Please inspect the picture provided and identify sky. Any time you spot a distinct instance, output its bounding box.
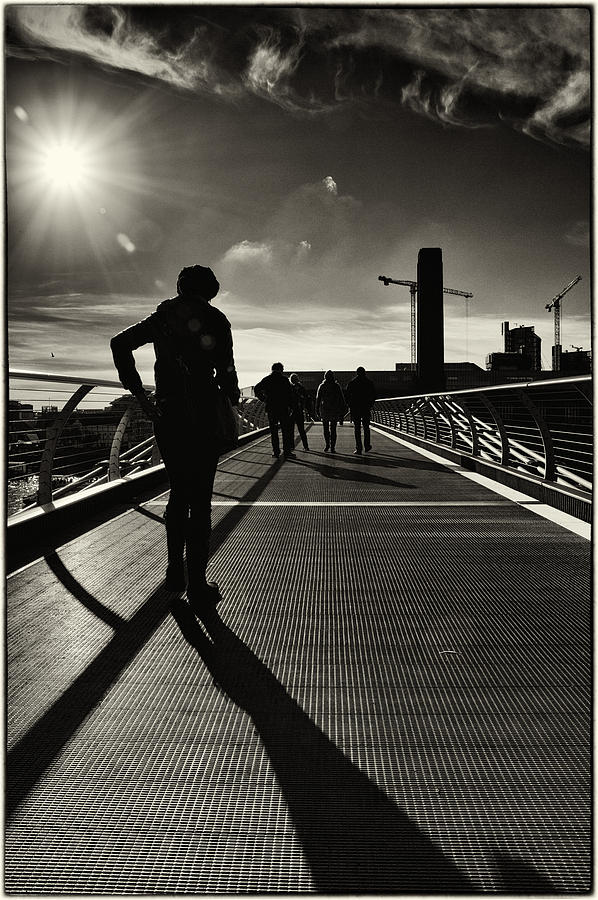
[5,4,592,390]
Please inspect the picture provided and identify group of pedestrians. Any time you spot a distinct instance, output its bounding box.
[110,262,377,609]
[255,363,376,458]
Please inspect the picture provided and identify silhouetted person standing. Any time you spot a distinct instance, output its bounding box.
[345,366,376,455]
[316,370,346,453]
[111,264,239,606]
[289,373,309,450]
[254,363,296,459]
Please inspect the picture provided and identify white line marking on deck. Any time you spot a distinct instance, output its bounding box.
[371,426,591,540]
[148,499,510,507]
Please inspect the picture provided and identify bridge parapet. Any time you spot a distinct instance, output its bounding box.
[372,375,592,521]
[8,370,268,518]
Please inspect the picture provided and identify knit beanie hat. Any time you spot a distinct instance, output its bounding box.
[177,265,220,300]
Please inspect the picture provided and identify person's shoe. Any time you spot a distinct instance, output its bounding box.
[364,445,371,452]
[353,448,362,455]
[324,446,329,452]
[303,444,309,451]
[272,451,280,458]
[330,446,336,453]
[284,450,297,459]
[164,563,186,592]
[187,581,221,611]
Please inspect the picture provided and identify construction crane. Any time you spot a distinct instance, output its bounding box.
[378,275,473,366]
[545,275,582,372]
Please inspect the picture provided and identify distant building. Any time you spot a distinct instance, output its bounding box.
[559,349,592,375]
[486,352,531,373]
[8,400,34,421]
[501,321,542,371]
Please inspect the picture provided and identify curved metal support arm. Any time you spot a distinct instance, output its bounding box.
[480,395,509,466]
[436,398,457,449]
[37,384,95,505]
[516,390,556,481]
[108,401,136,481]
[454,398,479,456]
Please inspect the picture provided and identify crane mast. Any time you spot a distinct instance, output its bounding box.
[545,275,582,372]
[378,275,473,366]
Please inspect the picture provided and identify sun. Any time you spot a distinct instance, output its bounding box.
[40,142,91,189]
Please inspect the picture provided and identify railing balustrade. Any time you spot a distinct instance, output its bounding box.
[8,370,268,516]
[372,376,592,497]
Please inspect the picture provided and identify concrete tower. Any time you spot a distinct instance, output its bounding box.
[416,248,446,392]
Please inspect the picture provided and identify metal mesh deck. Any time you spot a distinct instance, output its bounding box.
[5,425,591,893]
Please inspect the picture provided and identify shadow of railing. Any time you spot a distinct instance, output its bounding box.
[171,602,472,893]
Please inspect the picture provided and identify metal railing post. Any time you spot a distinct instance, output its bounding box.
[517,389,556,481]
[454,397,479,456]
[479,394,509,466]
[37,384,95,505]
[108,401,135,481]
[437,398,458,449]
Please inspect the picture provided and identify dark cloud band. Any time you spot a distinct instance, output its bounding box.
[5,5,590,148]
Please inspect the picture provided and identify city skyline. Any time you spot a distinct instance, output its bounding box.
[6,5,591,389]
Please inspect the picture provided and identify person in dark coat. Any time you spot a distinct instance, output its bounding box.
[254,363,297,459]
[345,366,376,454]
[289,373,309,451]
[316,370,346,453]
[110,264,239,607]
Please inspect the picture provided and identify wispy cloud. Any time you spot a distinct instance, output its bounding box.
[6,5,241,98]
[6,6,589,148]
[564,220,590,248]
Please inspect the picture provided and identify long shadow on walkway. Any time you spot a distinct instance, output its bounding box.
[172,601,471,894]
[290,457,416,489]
[7,450,285,821]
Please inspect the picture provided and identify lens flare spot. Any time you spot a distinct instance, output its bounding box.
[14,106,29,123]
[116,233,136,253]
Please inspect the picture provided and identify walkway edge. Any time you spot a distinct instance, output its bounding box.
[372,426,591,539]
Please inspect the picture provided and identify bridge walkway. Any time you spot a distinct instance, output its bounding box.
[5,424,591,894]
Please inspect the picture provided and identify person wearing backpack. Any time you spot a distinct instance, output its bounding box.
[110,264,239,608]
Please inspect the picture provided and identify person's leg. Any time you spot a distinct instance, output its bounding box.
[363,412,371,451]
[296,412,309,449]
[323,419,331,450]
[330,420,338,452]
[352,412,363,453]
[282,413,296,456]
[155,420,189,590]
[186,451,220,600]
[268,413,281,456]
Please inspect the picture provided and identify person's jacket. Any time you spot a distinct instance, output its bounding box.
[345,374,376,412]
[316,379,346,419]
[254,372,296,415]
[291,381,308,412]
[111,295,240,405]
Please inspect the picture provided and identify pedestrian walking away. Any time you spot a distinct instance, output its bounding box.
[345,366,376,454]
[110,264,240,608]
[316,370,347,453]
[289,373,310,450]
[254,363,297,459]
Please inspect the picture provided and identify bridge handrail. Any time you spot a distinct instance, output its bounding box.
[8,369,266,515]
[372,375,592,500]
[376,373,591,403]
